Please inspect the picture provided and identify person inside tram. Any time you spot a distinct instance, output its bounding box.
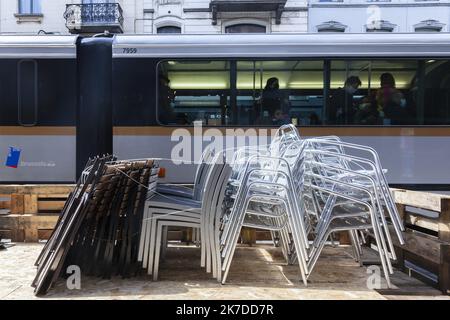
[273,109,290,126]
[260,77,290,125]
[309,112,321,125]
[375,73,407,125]
[158,74,178,124]
[329,76,362,124]
[353,95,379,125]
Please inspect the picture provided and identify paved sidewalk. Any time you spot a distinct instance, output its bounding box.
[1,243,448,300]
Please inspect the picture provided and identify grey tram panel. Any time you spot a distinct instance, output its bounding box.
[0,35,78,59]
[113,33,450,58]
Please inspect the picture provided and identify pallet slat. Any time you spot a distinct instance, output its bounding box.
[404,213,439,232]
[37,194,70,199]
[0,200,11,210]
[11,194,24,214]
[0,185,75,195]
[0,214,58,242]
[391,188,450,212]
[37,201,66,212]
[24,194,38,214]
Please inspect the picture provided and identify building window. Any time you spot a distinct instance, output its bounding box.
[82,0,115,3]
[18,0,41,15]
[225,24,266,34]
[157,26,182,34]
[366,20,396,32]
[414,19,445,32]
[317,21,347,33]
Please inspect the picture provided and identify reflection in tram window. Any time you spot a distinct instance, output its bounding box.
[157,59,450,126]
[236,60,324,126]
[158,60,230,125]
[329,60,418,125]
[157,60,324,126]
[328,75,362,125]
[421,60,450,125]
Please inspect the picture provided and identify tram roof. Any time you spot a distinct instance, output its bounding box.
[113,33,450,59]
[0,35,78,59]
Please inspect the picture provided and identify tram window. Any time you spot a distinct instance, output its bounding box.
[157,59,450,126]
[17,60,38,126]
[421,60,450,125]
[157,60,230,125]
[236,60,324,126]
[157,60,324,126]
[328,60,418,125]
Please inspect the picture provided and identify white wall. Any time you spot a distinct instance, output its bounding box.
[0,0,308,35]
[1,0,448,35]
[129,0,308,34]
[0,0,83,34]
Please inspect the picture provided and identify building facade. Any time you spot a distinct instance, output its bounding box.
[309,0,450,33]
[0,0,308,35]
[0,0,70,34]
[0,0,448,35]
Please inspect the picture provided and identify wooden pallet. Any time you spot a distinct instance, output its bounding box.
[0,214,59,242]
[0,185,75,242]
[368,189,450,295]
[0,185,74,214]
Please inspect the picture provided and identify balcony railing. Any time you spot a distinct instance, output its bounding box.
[64,3,124,34]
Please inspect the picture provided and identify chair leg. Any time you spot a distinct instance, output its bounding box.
[349,230,362,266]
[286,215,308,285]
[153,221,164,281]
[147,211,160,275]
[200,215,206,268]
[161,226,168,262]
[143,209,155,272]
[221,224,243,284]
[371,217,392,288]
[138,205,149,262]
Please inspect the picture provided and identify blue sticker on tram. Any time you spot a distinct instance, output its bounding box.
[5,147,21,168]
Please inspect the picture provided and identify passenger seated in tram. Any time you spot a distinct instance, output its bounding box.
[273,109,290,126]
[260,77,290,125]
[309,112,322,125]
[329,76,362,125]
[353,96,379,125]
[375,73,408,125]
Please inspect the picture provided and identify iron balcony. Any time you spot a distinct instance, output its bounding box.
[64,3,124,34]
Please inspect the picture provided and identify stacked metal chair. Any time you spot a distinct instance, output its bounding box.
[218,142,310,284]
[138,124,404,288]
[302,137,405,287]
[138,149,232,280]
[215,125,404,287]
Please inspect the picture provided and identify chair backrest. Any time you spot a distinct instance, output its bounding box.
[193,145,214,200]
[270,124,301,156]
[200,152,227,209]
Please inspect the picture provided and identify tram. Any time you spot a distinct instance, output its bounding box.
[1,33,450,189]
